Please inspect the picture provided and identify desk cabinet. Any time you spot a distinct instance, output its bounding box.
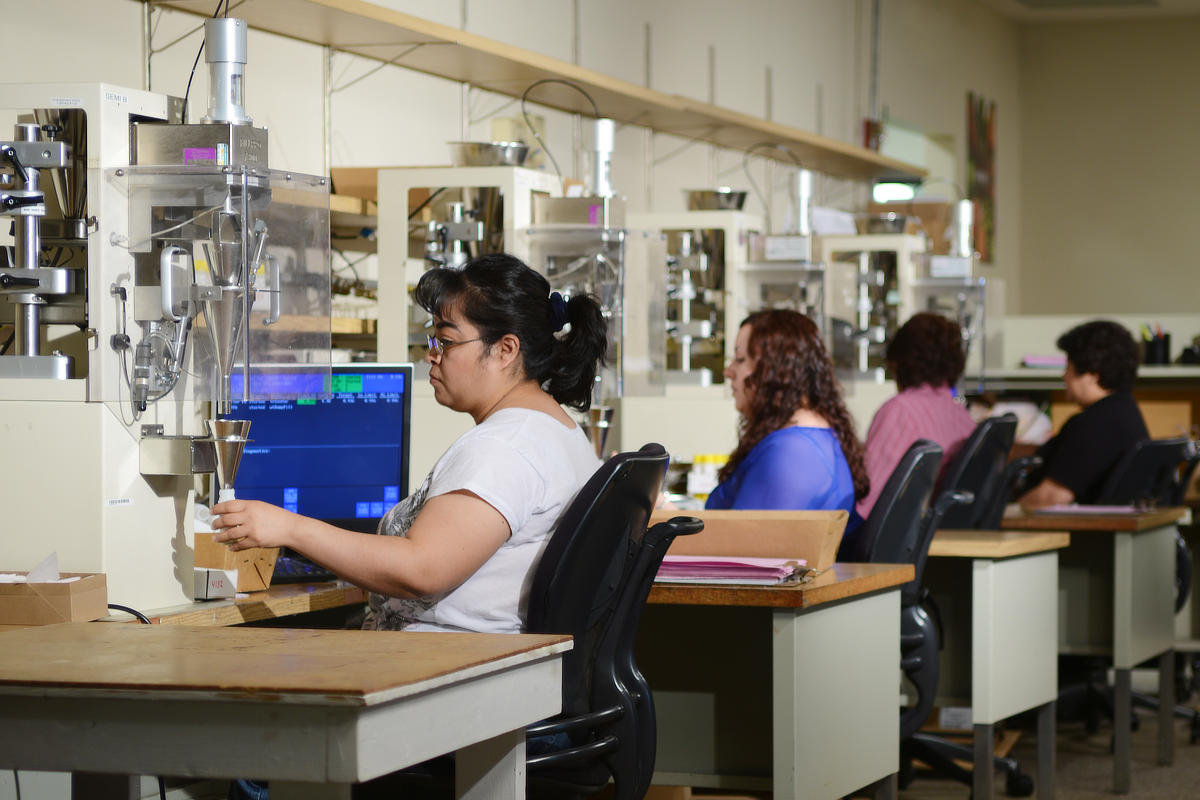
[640,564,911,800]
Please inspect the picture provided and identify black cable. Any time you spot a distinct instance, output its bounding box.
[520,78,601,184]
[181,0,229,123]
[107,603,152,625]
[407,186,445,220]
[0,330,13,356]
[12,770,19,800]
[105,601,161,796]
[331,248,364,282]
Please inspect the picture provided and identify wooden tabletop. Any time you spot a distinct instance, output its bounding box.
[647,562,913,609]
[1001,506,1186,532]
[109,581,369,627]
[930,530,1071,559]
[0,623,571,706]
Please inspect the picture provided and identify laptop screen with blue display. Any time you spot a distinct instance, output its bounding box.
[224,363,413,533]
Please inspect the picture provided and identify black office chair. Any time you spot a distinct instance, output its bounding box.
[524,443,704,799]
[364,443,700,800]
[373,443,703,800]
[936,413,1018,529]
[863,440,1035,796]
[1091,437,1200,744]
[1097,436,1191,508]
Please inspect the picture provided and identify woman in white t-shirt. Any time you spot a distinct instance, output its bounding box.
[211,254,608,633]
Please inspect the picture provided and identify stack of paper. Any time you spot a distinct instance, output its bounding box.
[656,555,811,585]
[1021,354,1067,369]
[1034,503,1142,515]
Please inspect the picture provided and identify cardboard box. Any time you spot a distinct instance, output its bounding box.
[193,567,239,600]
[0,572,108,626]
[651,509,847,571]
[193,534,278,593]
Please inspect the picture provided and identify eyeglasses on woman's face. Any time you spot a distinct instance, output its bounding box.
[426,334,483,361]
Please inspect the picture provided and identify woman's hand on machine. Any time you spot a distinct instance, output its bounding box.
[211,500,296,550]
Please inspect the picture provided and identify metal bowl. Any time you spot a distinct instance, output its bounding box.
[685,189,748,211]
[860,212,910,234]
[447,141,529,167]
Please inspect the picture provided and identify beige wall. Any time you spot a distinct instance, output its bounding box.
[877,0,1023,310]
[1019,18,1200,314]
[5,0,1018,232]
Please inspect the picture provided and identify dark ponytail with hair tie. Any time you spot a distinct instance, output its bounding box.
[414,254,608,411]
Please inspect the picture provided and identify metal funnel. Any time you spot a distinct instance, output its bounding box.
[582,406,615,459]
[206,210,244,286]
[206,418,251,493]
[200,286,246,412]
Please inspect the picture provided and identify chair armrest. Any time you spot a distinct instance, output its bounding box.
[930,489,974,531]
[526,705,624,738]
[526,735,619,769]
[643,515,704,549]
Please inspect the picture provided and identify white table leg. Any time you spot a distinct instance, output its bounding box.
[456,729,526,800]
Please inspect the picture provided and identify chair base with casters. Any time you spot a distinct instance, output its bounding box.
[896,597,1035,799]
[901,731,1034,798]
[863,441,1033,798]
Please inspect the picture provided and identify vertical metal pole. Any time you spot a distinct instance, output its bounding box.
[460,84,469,142]
[142,1,153,90]
[13,123,42,357]
[764,66,773,122]
[572,0,582,183]
[323,46,333,179]
[707,45,717,188]
[1037,700,1056,800]
[869,0,880,122]
[460,0,469,143]
[857,252,871,373]
[643,23,653,211]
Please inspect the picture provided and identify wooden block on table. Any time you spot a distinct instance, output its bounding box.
[194,533,278,593]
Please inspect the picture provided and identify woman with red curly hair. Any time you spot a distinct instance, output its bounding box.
[706,310,868,533]
[856,312,976,519]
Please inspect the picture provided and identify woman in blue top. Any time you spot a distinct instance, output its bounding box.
[707,310,868,532]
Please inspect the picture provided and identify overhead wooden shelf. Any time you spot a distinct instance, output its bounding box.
[155,0,925,182]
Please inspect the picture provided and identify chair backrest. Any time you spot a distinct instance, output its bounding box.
[936,413,1018,528]
[855,439,973,741]
[525,443,703,799]
[1096,436,1191,506]
[850,439,943,566]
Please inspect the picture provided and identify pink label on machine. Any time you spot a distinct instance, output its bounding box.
[588,204,600,225]
[184,147,217,164]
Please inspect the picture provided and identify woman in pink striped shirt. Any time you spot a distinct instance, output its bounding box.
[856,313,977,519]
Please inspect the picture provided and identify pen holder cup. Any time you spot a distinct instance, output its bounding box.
[1144,334,1171,365]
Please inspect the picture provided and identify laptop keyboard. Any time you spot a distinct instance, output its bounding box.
[272,554,338,584]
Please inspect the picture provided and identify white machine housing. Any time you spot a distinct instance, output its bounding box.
[0,83,331,611]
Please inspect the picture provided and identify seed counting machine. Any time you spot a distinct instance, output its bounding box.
[0,18,330,610]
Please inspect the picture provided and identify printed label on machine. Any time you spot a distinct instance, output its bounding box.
[104,498,134,508]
